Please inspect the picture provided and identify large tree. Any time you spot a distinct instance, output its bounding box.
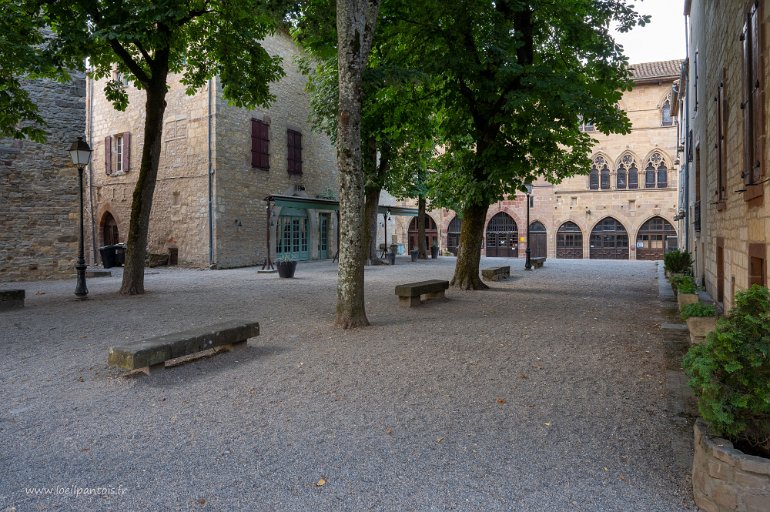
[30,0,285,294]
[391,0,647,288]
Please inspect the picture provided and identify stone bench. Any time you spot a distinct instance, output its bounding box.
[481,266,510,281]
[531,257,546,269]
[108,320,259,374]
[395,279,449,308]
[0,290,25,311]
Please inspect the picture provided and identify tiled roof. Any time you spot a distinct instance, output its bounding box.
[630,59,683,80]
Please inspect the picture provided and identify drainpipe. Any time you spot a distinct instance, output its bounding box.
[87,70,97,263]
[683,13,691,254]
[207,78,214,267]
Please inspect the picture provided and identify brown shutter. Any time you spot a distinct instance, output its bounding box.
[251,120,257,168]
[717,77,727,199]
[295,132,302,174]
[742,20,753,185]
[750,1,764,181]
[122,132,130,172]
[104,136,112,175]
[260,121,269,169]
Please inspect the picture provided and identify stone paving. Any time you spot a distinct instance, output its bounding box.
[0,257,698,511]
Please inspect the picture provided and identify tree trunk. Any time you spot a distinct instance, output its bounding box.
[450,202,489,290]
[120,76,168,295]
[335,0,380,328]
[363,185,382,264]
[417,196,427,258]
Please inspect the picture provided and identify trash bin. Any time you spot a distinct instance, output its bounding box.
[99,245,116,268]
[113,244,126,266]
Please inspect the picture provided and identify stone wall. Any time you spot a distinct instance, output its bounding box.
[0,75,86,281]
[685,1,770,310]
[692,420,770,512]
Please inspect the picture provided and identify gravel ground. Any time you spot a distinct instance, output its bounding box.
[0,257,697,511]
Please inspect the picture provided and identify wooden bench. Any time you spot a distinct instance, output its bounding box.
[531,257,546,269]
[481,266,510,281]
[0,290,25,311]
[395,279,449,308]
[108,320,259,374]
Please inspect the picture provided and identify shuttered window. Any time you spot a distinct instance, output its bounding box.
[741,1,765,200]
[104,132,130,175]
[251,119,270,170]
[287,129,302,175]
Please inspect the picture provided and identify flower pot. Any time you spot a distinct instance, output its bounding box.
[410,249,418,262]
[677,293,699,309]
[430,246,439,259]
[686,316,717,341]
[387,252,395,265]
[692,419,770,512]
[276,260,297,278]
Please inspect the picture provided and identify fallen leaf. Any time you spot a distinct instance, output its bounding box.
[532,363,543,370]
[436,437,444,444]
[519,373,529,379]
[603,467,609,472]
[196,498,206,506]
[80,447,90,452]
[496,398,506,404]
[385,426,393,435]
[544,422,551,427]
[316,478,326,487]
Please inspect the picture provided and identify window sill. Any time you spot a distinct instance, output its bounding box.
[107,171,128,177]
[744,183,764,204]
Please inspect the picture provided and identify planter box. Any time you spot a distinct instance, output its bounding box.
[678,293,700,309]
[687,316,717,342]
[692,419,770,512]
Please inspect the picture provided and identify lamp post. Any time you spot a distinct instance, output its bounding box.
[524,182,533,270]
[69,137,92,298]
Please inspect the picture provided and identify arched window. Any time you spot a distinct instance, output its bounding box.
[408,215,438,251]
[645,151,669,188]
[447,216,462,255]
[486,213,518,257]
[556,221,582,259]
[628,163,638,189]
[590,155,609,190]
[616,153,637,190]
[661,98,673,126]
[589,217,629,260]
[637,216,677,260]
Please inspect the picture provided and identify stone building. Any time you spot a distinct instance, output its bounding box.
[0,75,86,281]
[86,30,337,268]
[680,0,769,312]
[391,60,681,261]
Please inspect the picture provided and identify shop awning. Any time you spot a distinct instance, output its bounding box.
[265,194,418,216]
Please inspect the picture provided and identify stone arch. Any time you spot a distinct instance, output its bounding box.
[589,216,629,259]
[556,220,583,259]
[589,152,613,190]
[446,215,462,255]
[485,211,518,257]
[408,213,440,251]
[635,215,677,260]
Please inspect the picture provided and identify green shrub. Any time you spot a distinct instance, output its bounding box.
[683,285,770,458]
[680,302,716,320]
[664,250,693,274]
[677,276,698,294]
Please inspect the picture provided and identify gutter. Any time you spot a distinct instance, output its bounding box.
[208,78,215,267]
[87,70,97,263]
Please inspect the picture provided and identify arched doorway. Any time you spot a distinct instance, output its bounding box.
[276,207,309,261]
[102,211,119,246]
[590,217,629,259]
[529,221,547,258]
[556,222,583,259]
[447,216,462,255]
[636,216,676,260]
[408,215,438,251]
[486,213,518,257]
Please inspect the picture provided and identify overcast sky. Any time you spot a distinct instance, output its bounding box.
[612,0,686,64]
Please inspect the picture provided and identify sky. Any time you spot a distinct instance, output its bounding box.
[612,0,686,64]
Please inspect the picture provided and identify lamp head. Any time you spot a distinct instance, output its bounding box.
[69,137,92,169]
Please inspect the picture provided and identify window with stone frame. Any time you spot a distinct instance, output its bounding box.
[578,114,595,132]
[104,132,130,175]
[749,243,767,287]
[287,129,302,176]
[589,155,608,190]
[741,0,765,200]
[251,119,270,170]
[661,97,674,126]
[644,151,668,188]
[616,153,638,190]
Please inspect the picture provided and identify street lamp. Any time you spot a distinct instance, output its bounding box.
[524,182,533,270]
[69,137,92,298]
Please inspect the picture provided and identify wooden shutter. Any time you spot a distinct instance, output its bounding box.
[750,1,763,182]
[122,132,130,172]
[717,77,727,200]
[251,120,259,168]
[294,131,302,174]
[104,136,112,175]
[287,129,302,175]
[259,122,269,169]
[742,19,753,184]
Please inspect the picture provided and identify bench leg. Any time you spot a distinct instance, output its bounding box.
[399,296,421,308]
[422,291,445,301]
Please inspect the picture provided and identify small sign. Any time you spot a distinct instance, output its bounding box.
[636,242,644,249]
[519,237,526,242]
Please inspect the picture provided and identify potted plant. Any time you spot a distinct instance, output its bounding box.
[683,285,770,511]
[410,249,418,262]
[680,301,717,341]
[664,249,693,277]
[670,273,691,294]
[276,254,297,278]
[430,241,439,259]
[676,276,699,308]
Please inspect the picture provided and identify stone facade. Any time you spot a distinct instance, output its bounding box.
[390,61,681,261]
[0,75,86,281]
[682,0,770,311]
[692,420,770,512]
[86,30,337,269]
